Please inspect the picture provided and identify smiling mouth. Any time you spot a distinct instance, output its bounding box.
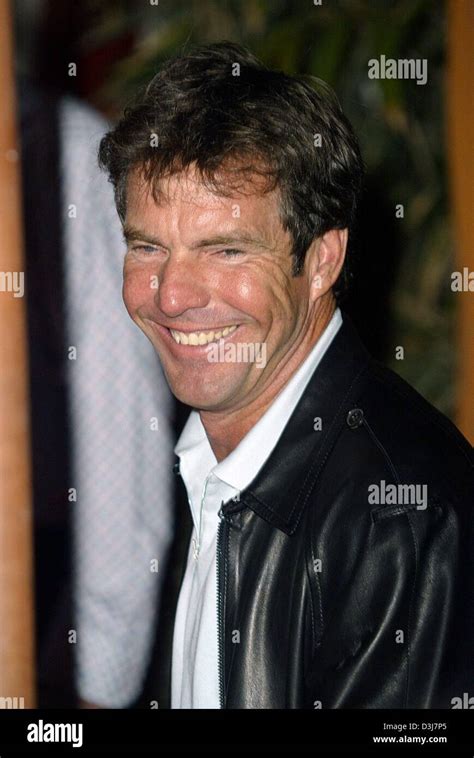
[169,324,239,345]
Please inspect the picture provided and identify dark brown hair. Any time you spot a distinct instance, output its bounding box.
[98,41,364,299]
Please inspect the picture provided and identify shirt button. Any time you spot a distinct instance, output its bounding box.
[346,408,364,429]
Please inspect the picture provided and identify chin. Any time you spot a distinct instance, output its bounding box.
[173,391,226,411]
[166,376,241,411]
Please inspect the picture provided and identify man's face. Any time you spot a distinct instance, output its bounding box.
[123,164,322,412]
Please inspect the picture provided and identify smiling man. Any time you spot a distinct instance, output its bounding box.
[121,163,341,461]
[98,42,473,709]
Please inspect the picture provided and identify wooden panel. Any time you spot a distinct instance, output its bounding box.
[0,0,36,707]
[447,0,474,442]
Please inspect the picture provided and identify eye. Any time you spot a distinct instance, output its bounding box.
[132,245,158,254]
[218,248,244,258]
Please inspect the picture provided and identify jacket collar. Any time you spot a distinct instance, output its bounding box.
[222,312,373,534]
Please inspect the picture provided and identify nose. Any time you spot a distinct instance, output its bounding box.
[154,254,210,317]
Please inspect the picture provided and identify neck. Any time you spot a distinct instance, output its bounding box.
[200,295,336,462]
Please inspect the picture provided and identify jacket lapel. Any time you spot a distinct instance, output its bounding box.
[224,314,372,534]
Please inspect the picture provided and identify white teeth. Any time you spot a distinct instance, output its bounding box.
[170,324,238,345]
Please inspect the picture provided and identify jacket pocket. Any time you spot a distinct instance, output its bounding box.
[371,501,443,523]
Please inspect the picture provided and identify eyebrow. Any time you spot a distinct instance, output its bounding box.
[122,225,272,251]
[122,225,165,247]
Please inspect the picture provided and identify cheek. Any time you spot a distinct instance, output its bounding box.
[229,265,297,327]
[123,264,153,313]
[219,267,274,321]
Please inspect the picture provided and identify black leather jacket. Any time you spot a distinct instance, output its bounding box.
[153,314,473,709]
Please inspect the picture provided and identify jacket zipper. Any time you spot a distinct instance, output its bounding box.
[216,507,228,709]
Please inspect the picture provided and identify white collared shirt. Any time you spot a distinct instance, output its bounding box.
[170,307,342,708]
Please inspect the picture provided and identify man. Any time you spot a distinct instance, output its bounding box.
[98,41,473,708]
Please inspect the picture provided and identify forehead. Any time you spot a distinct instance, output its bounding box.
[125,163,286,242]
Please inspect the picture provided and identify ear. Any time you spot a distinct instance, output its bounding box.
[306,228,348,302]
